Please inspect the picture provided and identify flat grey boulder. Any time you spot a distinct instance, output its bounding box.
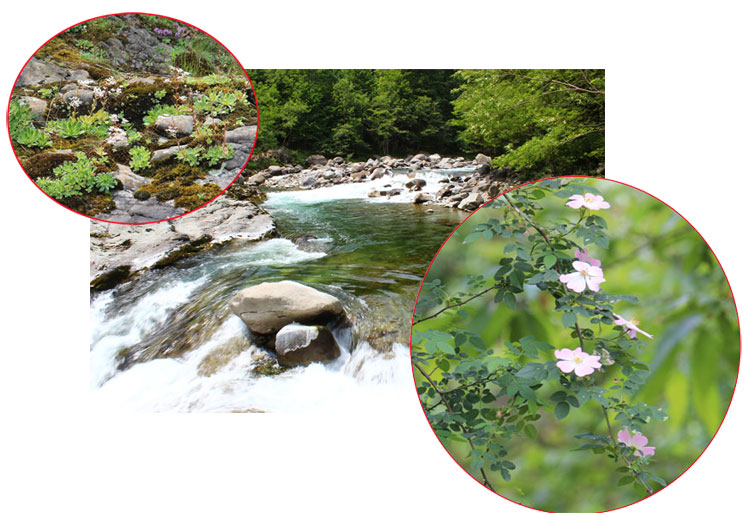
[229,281,344,335]
[275,324,341,367]
[155,115,193,136]
[305,154,327,167]
[225,125,257,145]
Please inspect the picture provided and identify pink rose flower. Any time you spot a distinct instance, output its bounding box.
[554,347,602,377]
[613,313,654,340]
[566,193,611,210]
[574,248,601,267]
[559,261,606,293]
[617,428,655,457]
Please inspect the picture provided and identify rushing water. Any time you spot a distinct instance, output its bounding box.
[90,170,466,412]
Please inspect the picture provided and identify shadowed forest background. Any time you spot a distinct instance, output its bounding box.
[246,69,604,178]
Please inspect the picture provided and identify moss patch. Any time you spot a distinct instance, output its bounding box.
[21,152,77,179]
[151,235,213,270]
[90,265,131,292]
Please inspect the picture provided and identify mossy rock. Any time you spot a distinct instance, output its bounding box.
[151,235,213,270]
[173,184,222,211]
[133,188,151,200]
[21,152,77,179]
[90,265,131,292]
[60,192,116,216]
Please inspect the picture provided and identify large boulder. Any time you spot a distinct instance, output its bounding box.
[275,324,341,367]
[458,192,483,211]
[229,280,344,335]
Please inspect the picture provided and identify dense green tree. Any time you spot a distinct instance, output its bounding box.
[452,69,605,174]
[246,69,604,176]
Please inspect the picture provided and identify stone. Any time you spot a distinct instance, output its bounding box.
[275,324,341,367]
[476,162,492,175]
[247,173,266,185]
[458,192,483,211]
[18,96,47,123]
[413,153,429,161]
[405,178,427,190]
[350,162,365,173]
[155,115,193,136]
[351,171,367,181]
[300,176,318,188]
[17,57,68,86]
[412,192,434,204]
[267,165,283,176]
[475,153,492,166]
[63,89,95,110]
[112,164,151,190]
[429,153,441,163]
[409,163,421,173]
[305,154,327,167]
[229,281,344,335]
[225,125,257,145]
[151,146,181,163]
[438,157,453,168]
[331,156,344,165]
[369,168,387,179]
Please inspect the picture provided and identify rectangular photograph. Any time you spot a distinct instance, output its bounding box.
[89,69,605,412]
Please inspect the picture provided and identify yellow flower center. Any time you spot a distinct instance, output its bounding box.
[574,356,583,364]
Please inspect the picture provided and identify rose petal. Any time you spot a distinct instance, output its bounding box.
[557,360,575,373]
[617,429,631,444]
[574,365,595,377]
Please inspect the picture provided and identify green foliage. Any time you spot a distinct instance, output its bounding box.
[49,118,86,138]
[412,178,738,511]
[75,39,94,50]
[154,89,167,100]
[203,145,234,166]
[143,104,188,125]
[175,147,203,166]
[10,99,52,148]
[36,152,116,199]
[128,146,152,171]
[452,70,605,176]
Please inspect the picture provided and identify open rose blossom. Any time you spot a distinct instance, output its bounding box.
[554,347,602,377]
[559,261,605,293]
[566,193,611,210]
[617,429,655,457]
[574,248,601,267]
[613,313,654,340]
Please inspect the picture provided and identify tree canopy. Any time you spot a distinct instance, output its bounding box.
[246,69,604,176]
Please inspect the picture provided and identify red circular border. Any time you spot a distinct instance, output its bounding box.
[408,175,742,512]
[5,11,260,225]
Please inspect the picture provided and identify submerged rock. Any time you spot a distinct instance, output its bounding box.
[229,280,344,335]
[275,324,341,367]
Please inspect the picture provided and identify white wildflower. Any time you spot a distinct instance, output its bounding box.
[109,114,119,123]
[93,87,106,99]
[67,96,82,108]
[105,77,117,86]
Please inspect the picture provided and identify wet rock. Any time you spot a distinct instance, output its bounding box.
[405,178,426,191]
[300,176,318,188]
[275,324,341,367]
[370,168,387,179]
[351,171,367,181]
[229,280,345,335]
[429,153,441,163]
[247,173,266,185]
[267,165,284,176]
[476,162,492,175]
[412,192,434,204]
[155,115,193,136]
[171,197,275,242]
[305,154,327,167]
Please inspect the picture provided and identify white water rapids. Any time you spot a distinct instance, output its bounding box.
[89,169,466,412]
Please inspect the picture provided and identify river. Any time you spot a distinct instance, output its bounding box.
[90,170,467,412]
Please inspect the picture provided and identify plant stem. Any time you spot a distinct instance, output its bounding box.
[413,284,501,325]
[413,360,496,492]
[602,406,653,495]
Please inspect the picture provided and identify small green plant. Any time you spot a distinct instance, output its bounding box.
[154,89,167,100]
[143,104,188,125]
[36,152,116,199]
[9,99,35,137]
[129,146,152,172]
[49,118,87,138]
[203,145,235,166]
[175,147,203,166]
[75,39,94,51]
[15,126,53,148]
[80,48,107,63]
[38,88,54,99]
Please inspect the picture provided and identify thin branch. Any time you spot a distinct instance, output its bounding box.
[414,284,500,325]
[413,361,496,492]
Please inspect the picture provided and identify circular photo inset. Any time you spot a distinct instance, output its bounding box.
[7,13,257,223]
[411,177,739,512]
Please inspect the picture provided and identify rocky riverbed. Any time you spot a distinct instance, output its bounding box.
[257,152,520,211]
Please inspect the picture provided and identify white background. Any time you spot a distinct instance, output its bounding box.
[1,1,747,511]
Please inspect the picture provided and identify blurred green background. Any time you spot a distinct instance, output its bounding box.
[413,178,739,512]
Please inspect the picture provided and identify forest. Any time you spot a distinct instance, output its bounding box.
[246,69,604,177]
